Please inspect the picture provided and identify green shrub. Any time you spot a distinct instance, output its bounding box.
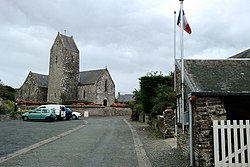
[8,100,15,112]
[0,105,6,114]
[10,110,30,119]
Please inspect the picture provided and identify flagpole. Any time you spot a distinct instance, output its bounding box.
[174,11,176,92]
[173,11,177,137]
[180,0,185,135]
[179,1,194,166]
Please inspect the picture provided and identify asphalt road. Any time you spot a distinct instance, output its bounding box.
[0,117,142,167]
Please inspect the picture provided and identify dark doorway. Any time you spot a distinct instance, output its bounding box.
[103,99,107,106]
[223,96,250,120]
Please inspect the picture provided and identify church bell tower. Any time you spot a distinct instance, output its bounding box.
[47,32,79,103]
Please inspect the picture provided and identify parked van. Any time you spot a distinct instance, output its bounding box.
[37,104,66,121]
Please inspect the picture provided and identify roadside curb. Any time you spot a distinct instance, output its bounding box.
[123,119,152,167]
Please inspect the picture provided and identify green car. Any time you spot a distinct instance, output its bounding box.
[22,108,56,121]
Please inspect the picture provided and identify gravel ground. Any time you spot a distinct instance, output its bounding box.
[128,119,189,167]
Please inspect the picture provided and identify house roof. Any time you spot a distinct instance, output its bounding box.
[59,33,79,52]
[177,59,250,96]
[229,48,250,59]
[117,94,135,102]
[30,72,48,88]
[79,69,106,85]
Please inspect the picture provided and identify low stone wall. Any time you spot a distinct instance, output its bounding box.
[137,109,176,139]
[151,116,164,136]
[17,104,132,117]
[0,114,11,121]
[163,108,175,138]
[69,106,132,117]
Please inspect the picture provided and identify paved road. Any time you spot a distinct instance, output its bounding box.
[0,117,143,167]
[0,116,188,167]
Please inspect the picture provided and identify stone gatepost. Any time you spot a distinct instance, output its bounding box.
[163,108,175,138]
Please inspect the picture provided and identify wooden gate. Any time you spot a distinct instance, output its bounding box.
[213,120,250,167]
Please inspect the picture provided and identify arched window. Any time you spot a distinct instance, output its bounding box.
[105,79,108,92]
[83,90,86,99]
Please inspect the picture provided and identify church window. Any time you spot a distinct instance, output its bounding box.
[83,90,86,99]
[56,56,58,64]
[54,93,56,98]
[105,79,108,92]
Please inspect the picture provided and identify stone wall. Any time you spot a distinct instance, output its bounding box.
[139,109,176,139]
[163,108,175,138]
[193,97,226,167]
[17,104,132,117]
[177,127,190,157]
[78,85,96,103]
[177,96,227,167]
[0,114,11,121]
[70,106,131,116]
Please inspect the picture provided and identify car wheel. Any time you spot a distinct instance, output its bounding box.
[23,116,29,121]
[72,115,77,120]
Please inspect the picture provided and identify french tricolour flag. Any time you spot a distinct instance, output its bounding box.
[177,10,192,35]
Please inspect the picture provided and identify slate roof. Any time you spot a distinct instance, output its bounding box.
[59,33,79,52]
[229,48,250,58]
[117,94,135,102]
[30,72,48,88]
[177,59,250,96]
[79,69,106,85]
[27,69,109,88]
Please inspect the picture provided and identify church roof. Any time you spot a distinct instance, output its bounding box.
[79,69,106,85]
[176,59,250,96]
[229,48,250,58]
[59,33,79,52]
[24,69,110,88]
[30,72,48,88]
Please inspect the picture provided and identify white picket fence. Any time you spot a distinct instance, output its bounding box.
[213,120,250,167]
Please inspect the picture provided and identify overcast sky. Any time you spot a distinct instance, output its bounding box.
[1,0,250,95]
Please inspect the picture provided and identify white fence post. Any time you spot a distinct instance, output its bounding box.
[213,120,250,167]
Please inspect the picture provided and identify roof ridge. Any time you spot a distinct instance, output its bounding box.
[57,32,78,52]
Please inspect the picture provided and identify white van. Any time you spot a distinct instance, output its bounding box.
[38,104,66,121]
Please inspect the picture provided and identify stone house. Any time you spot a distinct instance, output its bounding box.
[175,53,250,166]
[17,32,115,106]
[117,92,135,103]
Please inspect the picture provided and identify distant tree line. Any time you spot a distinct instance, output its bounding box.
[130,71,175,121]
[0,80,17,115]
[0,80,16,101]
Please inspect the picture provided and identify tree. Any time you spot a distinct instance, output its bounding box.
[130,89,143,121]
[139,74,172,115]
[151,84,175,116]
[0,81,16,101]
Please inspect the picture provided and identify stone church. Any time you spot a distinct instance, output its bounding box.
[17,32,115,106]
